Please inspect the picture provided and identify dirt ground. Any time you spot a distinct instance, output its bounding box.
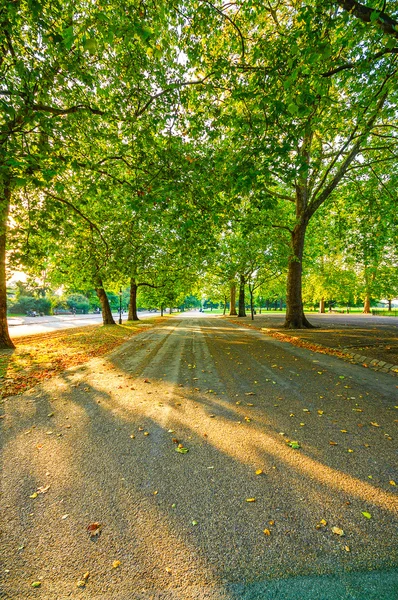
[226,313,398,368]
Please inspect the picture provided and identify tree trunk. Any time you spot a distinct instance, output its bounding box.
[319,297,325,313]
[238,274,246,317]
[95,279,116,325]
[0,175,15,349]
[160,305,164,316]
[388,299,392,311]
[249,287,254,320]
[128,279,139,321]
[284,222,314,328]
[363,295,371,314]
[223,295,227,315]
[229,282,237,315]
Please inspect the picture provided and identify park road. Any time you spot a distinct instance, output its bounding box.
[1,313,397,599]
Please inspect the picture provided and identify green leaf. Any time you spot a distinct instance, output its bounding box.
[288,441,301,449]
[361,511,372,519]
[176,447,189,454]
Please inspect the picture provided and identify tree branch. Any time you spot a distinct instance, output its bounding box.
[32,103,105,116]
[44,191,108,252]
[336,0,398,39]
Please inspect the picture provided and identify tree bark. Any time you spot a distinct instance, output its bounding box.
[128,279,139,321]
[0,174,15,349]
[96,282,116,325]
[238,274,246,317]
[363,295,371,314]
[160,305,164,316]
[319,297,325,313]
[388,299,392,311]
[284,222,314,328]
[229,281,237,315]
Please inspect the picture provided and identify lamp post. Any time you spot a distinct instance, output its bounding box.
[119,287,122,325]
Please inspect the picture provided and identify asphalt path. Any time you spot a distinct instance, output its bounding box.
[1,313,397,599]
[7,311,159,338]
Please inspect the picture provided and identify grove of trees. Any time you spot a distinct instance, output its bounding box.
[1,0,398,348]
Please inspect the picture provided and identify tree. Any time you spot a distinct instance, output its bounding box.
[181,0,398,327]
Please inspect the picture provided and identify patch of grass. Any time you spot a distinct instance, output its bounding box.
[0,320,160,399]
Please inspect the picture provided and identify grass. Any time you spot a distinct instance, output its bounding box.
[0,319,161,400]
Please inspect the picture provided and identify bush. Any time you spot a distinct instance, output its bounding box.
[8,295,51,315]
[66,293,90,314]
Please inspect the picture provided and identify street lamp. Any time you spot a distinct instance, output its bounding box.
[119,287,122,325]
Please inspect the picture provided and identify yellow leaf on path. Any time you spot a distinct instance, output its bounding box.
[345,546,351,552]
[255,469,263,475]
[332,526,344,536]
[390,481,396,486]
[165,567,172,574]
[317,410,324,415]
[348,449,354,453]
[112,561,121,569]
[246,498,256,502]
[263,528,271,536]
[29,492,38,499]
[370,422,380,427]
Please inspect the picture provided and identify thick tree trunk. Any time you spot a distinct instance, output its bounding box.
[319,297,325,313]
[363,295,371,314]
[223,295,227,315]
[96,280,116,325]
[388,299,392,311]
[160,306,164,316]
[238,274,246,317]
[128,279,139,321]
[284,222,314,329]
[0,175,15,349]
[229,282,237,315]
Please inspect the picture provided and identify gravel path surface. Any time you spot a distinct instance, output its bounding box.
[1,315,397,599]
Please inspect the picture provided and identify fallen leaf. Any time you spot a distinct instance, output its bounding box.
[348,449,354,453]
[29,492,38,499]
[144,379,151,383]
[130,434,135,439]
[269,520,275,525]
[370,422,380,427]
[176,446,189,454]
[390,481,396,486]
[288,441,301,449]
[31,581,41,588]
[246,498,256,502]
[87,522,101,537]
[361,511,372,519]
[245,392,255,396]
[144,432,149,436]
[345,546,351,552]
[192,520,198,525]
[112,560,121,569]
[317,410,324,415]
[165,567,172,574]
[255,469,263,475]
[263,528,271,536]
[331,526,344,536]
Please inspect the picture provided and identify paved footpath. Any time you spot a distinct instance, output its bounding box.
[1,314,397,599]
